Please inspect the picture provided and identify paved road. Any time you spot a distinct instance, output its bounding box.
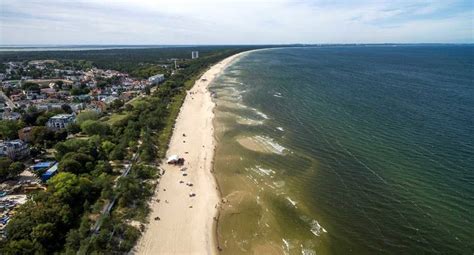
[0,91,16,109]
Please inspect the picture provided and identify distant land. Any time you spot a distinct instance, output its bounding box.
[1,43,472,52]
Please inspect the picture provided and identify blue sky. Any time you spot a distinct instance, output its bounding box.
[0,0,472,45]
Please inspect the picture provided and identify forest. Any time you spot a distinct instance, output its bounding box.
[0,46,266,75]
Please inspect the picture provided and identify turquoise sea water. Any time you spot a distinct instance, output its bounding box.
[211,46,474,254]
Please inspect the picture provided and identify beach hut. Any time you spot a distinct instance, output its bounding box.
[167,155,184,165]
[167,155,179,164]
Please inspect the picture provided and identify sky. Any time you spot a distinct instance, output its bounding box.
[0,0,473,45]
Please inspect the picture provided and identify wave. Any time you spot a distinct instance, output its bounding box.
[310,219,328,236]
[302,248,317,255]
[256,166,275,176]
[237,135,288,155]
[273,180,286,188]
[282,239,290,254]
[249,108,269,119]
[286,196,297,207]
[236,117,264,126]
[254,136,286,154]
[300,216,327,237]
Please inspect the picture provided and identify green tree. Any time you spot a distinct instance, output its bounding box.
[58,159,82,175]
[101,140,115,155]
[54,138,92,160]
[0,157,13,180]
[66,122,81,134]
[5,195,73,252]
[1,239,43,254]
[109,99,124,111]
[35,115,49,126]
[21,82,40,92]
[31,223,56,246]
[8,162,24,179]
[76,110,100,125]
[55,80,64,90]
[80,120,110,136]
[0,120,21,140]
[61,104,73,114]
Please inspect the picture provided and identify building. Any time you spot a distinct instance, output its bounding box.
[192,51,199,59]
[1,111,21,121]
[0,139,30,160]
[88,100,107,113]
[46,114,75,130]
[18,127,33,143]
[31,161,56,171]
[41,163,58,182]
[148,74,165,85]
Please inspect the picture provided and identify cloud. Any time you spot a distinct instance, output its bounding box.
[0,0,472,44]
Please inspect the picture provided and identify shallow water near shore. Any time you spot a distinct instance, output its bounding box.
[211,46,474,254]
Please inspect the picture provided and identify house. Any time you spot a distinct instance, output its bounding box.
[18,127,33,142]
[10,94,24,101]
[36,103,63,112]
[46,114,75,130]
[120,91,137,101]
[24,91,44,100]
[1,81,17,89]
[40,88,57,98]
[102,96,119,105]
[148,74,165,85]
[1,111,21,121]
[88,101,106,113]
[0,139,30,160]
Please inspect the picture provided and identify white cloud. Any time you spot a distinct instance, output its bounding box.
[0,0,472,44]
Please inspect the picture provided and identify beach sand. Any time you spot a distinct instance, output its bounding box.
[134,52,248,255]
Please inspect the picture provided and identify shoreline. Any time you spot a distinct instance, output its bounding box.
[134,50,256,254]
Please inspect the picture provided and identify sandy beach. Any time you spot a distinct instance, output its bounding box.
[134,51,248,255]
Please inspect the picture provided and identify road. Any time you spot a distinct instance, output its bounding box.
[0,91,16,109]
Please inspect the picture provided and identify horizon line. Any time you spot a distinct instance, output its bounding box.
[1,42,473,47]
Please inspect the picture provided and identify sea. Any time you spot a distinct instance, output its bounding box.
[210,45,474,254]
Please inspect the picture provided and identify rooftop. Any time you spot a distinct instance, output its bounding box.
[50,114,75,120]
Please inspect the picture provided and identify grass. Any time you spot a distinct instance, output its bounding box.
[129,97,147,108]
[106,112,130,125]
[155,72,203,158]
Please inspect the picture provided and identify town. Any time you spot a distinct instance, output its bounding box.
[0,56,178,238]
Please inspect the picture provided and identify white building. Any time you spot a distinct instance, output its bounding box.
[0,139,30,160]
[191,51,199,59]
[46,114,75,130]
[1,111,21,121]
[148,74,165,85]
